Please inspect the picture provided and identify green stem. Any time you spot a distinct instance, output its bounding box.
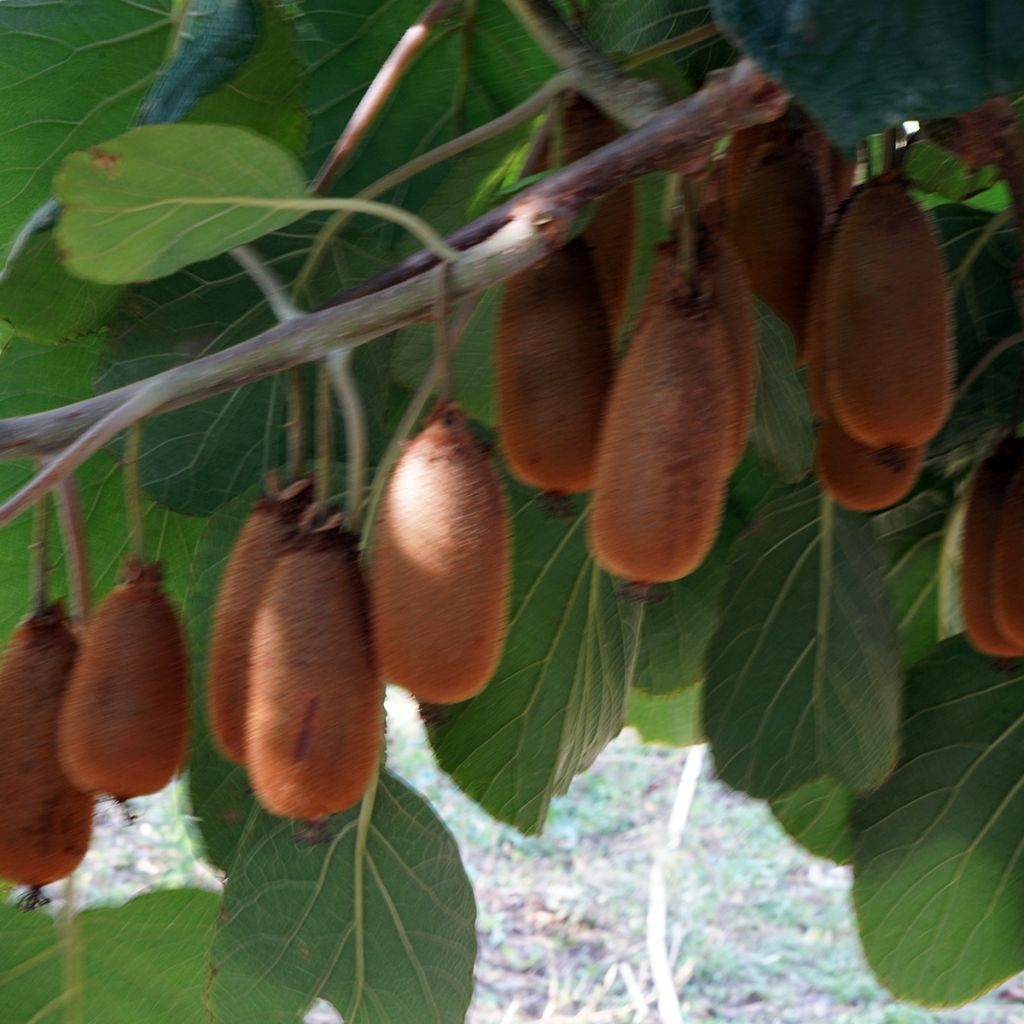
[326,351,367,532]
[351,766,381,1015]
[54,478,90,625]
[123,424,145,562]
[434,264,455,402]
[314,364,334,510]
[620,22,720,72]
[61,873,83,1024]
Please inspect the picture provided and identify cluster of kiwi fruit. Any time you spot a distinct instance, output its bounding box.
[0,559,188,892]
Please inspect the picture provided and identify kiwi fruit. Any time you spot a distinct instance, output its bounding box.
[993,459,1024,649]
[559,94,637,335]
[589,247,732,583]
[247,524,383,820]
[728,141,824,358]
[815,418,924,512]
[961,442,1024,658]
[725,121,777,208]
[206,480,311,765]
[0,606,93,887]
[371,402,510,703]
[825,173,953,448]
[58,561,189,799]
[497,239,614,493]
[804,230,836,420]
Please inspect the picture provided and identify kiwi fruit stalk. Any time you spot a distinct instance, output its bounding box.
[497,239,614,493]
[58,561,189,799]
[247,524,383,820]
[0,606,93,887]
[371,402,510,703]
[206,479,312,765]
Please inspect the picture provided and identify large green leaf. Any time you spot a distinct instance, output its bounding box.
[853,638,1024,1006]
[713,1,1024,151]
[907,141,1003,205]
[770,776,853,865]
[209,771,476,1024]
[0,890,218,1023]
[428,484,638,834]
[626,686,704,747]
[54,124,308,283]
[0,0,172,261]
[703,487,903,798]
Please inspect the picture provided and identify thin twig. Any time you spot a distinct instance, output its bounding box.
[123,423,145,562]
[312,0,463,194]
[620,22,720,72]
[30,480,50,615]
[285,368,305,484]
[326,350,367,532]
[55,476,90,625]
[314,364,333,509]
[434,263,455,401]
[231,244,302,321]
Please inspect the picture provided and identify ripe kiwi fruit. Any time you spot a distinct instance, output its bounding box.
[993,458,1024,649]
[825,173,952,448]
[58,561,189,799]
[961,441,1024,658]
[815,417,924,512]
[804,230,837,420]
[589,246,733,583]
[727,139,824,357]
[247,523,382,820]
[0,605,93,887]
[371,402,510,703]
[725,121,777,208]
[559,94,636,335]
[497,239,614,493]
[206,479,312,765]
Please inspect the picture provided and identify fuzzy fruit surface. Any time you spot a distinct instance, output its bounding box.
[247,528,382,820]
[58,563,189,798]
[207,483,311,765]
[372,402,510,703]
[825,174,953,448]
[498,238,613,493]
[961,443,1024,658]
[0,606,93,887]
[992,457,1024,649]
[589,250,731,583]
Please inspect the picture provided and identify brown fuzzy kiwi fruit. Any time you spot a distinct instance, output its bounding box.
[703,233,757,470]
[961,441,1024,658]
[371,402,510,703]
[58,562,189,798]
[825,173,953,448]
[725,121,778,208]
[560,95,637,335]
[589,247,733,583]
[815,418,924,512]
[246,523,382,820]
[0,606,93,887]
[727,141,824,357]
[206,479,312,765]
[497,239,614,493]
[804,230,837,418]
[992,459,1024,649]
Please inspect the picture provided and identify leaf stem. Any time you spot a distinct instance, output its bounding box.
[434,264,455,401]
[231,244,302,322]
[620,22,720,72]
[326,351,367,532]
[54,477,90,625]
[61,873,83,1024]
[312,0,463,194]
[351,767,381,1015]
[954,329,1024,404]
[123,423,145,562]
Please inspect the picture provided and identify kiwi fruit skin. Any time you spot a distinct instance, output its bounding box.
[805,231,837,420]
[247,528,382,820]
[825,174,953,448]
[371,403,510,703]
[560,95,637,336]
[206,483,310,765]
[815,418,923,512]
[993,459,1024,649]
[725,122,777,208]
[0,606,93,887]
[497,239,614,493]
[589,250,732,583]
[961,443,1024,658]
[727,140,824,357]
[58,562,189,799]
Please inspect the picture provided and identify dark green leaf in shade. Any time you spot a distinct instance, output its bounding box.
[712,1,1024,151]
[209,772,477,1024]
[0,231,122,344]
[0,890,218,1024]
[428,485,638,835]
[853,638,1024,1006]
[54,124,308,284]
[770,776,853,865]
[627,686,704,748]
[704,487,903,798]
[0,0,172,262]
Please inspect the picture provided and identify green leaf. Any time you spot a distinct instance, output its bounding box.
[749,305,814,483]
[210,771,477,1024]
[770,776,853,865]
[853,638,1024,1006]
[704,487,903,798]
[0,0,172,261]
[626,686,704,747]
[55,124,308,283]
[0,890,218,1023]
[428,484,637,834]
[712,1,1024,151]
[0,231,122,343]
[906,141,1003,204]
